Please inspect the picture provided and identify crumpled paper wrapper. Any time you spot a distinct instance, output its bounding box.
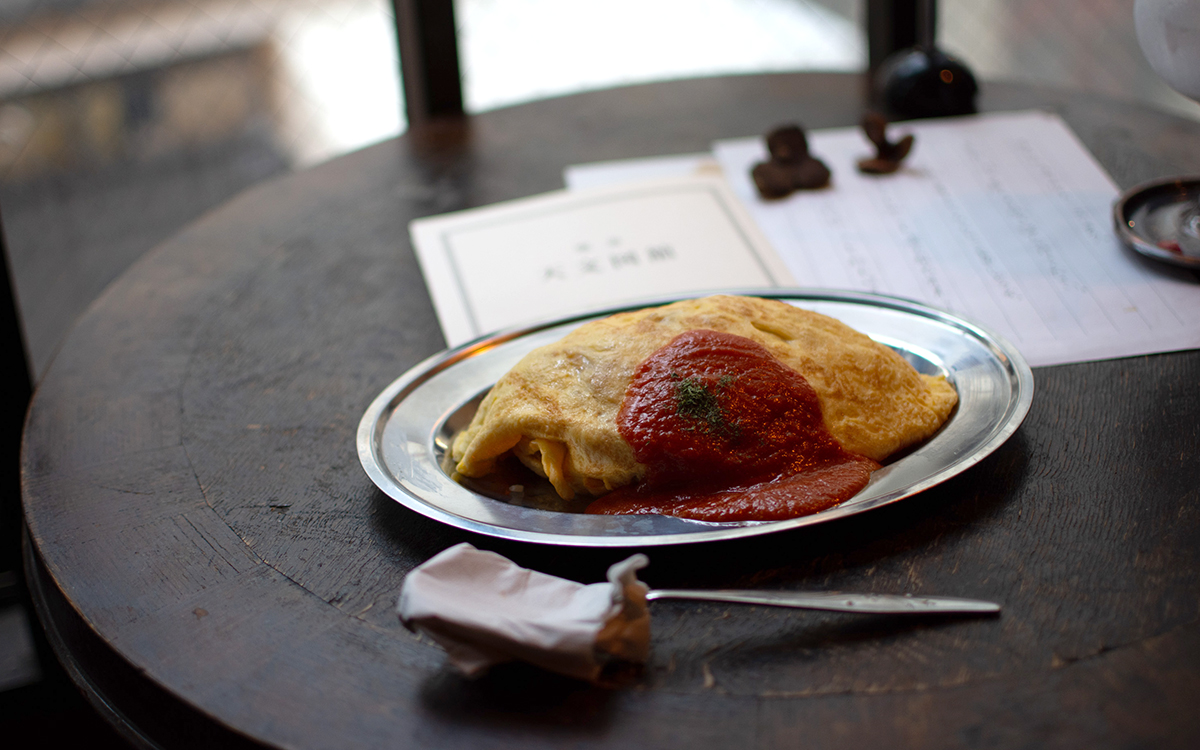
[398,543,650,681]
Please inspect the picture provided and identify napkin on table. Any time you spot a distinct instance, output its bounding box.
[398,542,650,681]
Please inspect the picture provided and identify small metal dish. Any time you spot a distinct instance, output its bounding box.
[1113,176,1200,269]
[357,290,1034,547]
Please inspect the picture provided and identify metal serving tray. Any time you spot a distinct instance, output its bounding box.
[357,290,1034,547]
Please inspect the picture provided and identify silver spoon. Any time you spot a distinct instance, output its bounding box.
[645,589,1000,615]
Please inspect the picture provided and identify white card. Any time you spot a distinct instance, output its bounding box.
[411,175,793,346]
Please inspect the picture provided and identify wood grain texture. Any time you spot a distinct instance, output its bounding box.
[20,73,1200,748]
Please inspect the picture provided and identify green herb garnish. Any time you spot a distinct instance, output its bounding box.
[673,372,739,440]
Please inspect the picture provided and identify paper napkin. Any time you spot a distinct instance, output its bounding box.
[398,543,650,681]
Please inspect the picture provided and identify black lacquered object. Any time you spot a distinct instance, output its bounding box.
[875,0,978,119]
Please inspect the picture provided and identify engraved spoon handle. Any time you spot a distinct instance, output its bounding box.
[645,589,1000,615]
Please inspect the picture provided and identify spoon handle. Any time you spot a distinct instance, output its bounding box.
[645,589,1000,615]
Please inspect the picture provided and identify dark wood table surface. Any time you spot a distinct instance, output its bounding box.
[21,73,1200,749]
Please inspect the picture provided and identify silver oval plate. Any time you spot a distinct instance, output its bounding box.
[357,290,1034,547]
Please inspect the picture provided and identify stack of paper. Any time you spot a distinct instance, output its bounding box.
[410,111,1199,366]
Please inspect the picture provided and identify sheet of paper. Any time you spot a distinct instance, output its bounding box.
[410,175,793,346]
[713,110,1200,366]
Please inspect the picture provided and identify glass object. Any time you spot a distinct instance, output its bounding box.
[1129,0,1200,258]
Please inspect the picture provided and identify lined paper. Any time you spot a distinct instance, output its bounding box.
[711,111,1199,366]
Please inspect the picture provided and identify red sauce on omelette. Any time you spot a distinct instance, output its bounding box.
[585,330,879,521]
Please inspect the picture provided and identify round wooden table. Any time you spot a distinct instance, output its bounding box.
[21,73,1200,748]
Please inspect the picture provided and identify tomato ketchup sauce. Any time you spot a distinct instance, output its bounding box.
[585,329,879,522]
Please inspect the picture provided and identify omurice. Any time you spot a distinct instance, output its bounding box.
[449,295,957,521]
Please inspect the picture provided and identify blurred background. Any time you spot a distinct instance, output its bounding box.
[2,0,1199,743]
[2,0,1199,380]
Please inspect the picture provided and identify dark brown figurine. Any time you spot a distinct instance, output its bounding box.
[766,125,810,163]
[752,123,831,199]
[750,161,796,199]
[857,112,915,174]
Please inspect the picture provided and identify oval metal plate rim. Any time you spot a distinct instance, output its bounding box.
[357,289,1035,547]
